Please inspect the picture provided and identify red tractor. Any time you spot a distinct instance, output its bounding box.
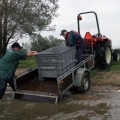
[77,11,119,68]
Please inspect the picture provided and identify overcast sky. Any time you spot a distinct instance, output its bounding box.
[40,0,120,48]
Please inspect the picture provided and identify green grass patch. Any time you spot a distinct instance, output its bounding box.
[90,60,120,82]
[101,60,120,72]
[18,56,37,68]
[91,60,120,74]
[90,69,98,78]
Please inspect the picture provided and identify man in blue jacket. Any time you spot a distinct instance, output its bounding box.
[60,29,86,63]
[0,42,38,99]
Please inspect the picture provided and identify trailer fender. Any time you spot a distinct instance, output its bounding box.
[74,68,89,87]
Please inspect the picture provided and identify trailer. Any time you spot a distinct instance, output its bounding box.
[13,54,94,104]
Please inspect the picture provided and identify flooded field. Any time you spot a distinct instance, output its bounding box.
[1,87,120,120]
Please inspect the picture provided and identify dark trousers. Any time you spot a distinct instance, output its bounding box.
[76,48,83,64]
[0,77,15,99]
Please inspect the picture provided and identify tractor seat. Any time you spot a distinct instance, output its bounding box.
[84,32,92,40]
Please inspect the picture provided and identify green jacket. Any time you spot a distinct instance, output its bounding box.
[0,48,27,81]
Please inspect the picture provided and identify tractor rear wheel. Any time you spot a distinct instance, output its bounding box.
[96,42,112,68]
[113,49,120,61]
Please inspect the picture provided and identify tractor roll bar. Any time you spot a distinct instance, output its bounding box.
[77,11,101,37]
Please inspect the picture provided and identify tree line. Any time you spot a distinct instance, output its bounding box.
[30,35,64,52]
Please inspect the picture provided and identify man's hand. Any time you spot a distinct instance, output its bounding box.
[27,51,38,57]
[33,51,38,56]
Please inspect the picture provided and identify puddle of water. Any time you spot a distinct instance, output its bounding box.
[0,90,120,120]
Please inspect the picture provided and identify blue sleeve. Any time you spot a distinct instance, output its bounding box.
[72,31,81,41]
[66,43,69,46]
[65,31,81,47]
[65,39,70,46]
[69,31,75,47]
[69,31,80,46]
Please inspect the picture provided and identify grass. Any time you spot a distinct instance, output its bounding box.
[90,60,120,77]
[89,60,120,85]
[18,56,37,68]
[104,60,120,72]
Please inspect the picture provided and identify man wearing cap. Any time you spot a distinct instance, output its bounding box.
[60,29,86,63]
[0,42,38,99]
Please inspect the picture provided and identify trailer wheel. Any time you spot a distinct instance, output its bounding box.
[77,72,90,93]
[96,42,112,69]
[113,49,120,61]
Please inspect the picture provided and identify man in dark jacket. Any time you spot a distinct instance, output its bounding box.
[0,42,38,99]
[60,29,86,63]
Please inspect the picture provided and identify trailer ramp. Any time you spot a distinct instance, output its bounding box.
[14,92,58,104]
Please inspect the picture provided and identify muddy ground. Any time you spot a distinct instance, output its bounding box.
[1,68,120,120]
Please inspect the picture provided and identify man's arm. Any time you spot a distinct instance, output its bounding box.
[27,51,38,57]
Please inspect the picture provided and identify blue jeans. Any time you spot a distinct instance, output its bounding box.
[76,49,83,64]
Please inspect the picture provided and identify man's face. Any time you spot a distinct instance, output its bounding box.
[13,47,21,51]
[62,31,67,38]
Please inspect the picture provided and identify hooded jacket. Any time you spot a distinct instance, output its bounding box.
[0,48,27,81]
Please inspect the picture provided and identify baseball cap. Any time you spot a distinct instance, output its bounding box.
[11,42,22,49]
[60,29,67,36]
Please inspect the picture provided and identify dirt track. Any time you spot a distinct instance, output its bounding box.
[15,68,29,76]
[91,71,120,91]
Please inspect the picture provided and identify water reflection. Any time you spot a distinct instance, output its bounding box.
[0,90,120,120]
